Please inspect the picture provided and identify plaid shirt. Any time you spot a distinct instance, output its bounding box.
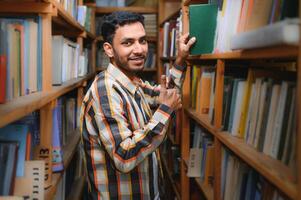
[80,63,185,200]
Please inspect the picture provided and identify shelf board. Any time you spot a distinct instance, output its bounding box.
[184,108,217,135]
[183,0,208,6]
[96,6,157,14]
[216,131,297,199]
[187,46,298,62]
[161,157,181,200]
[45,129,81,200]
[66,177,85,200]
[160,56,176,61]
[0,73,95,128]
[194,178,214,200]
[159,5,181,27]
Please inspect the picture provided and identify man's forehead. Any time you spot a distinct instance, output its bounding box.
[115,22,146,38]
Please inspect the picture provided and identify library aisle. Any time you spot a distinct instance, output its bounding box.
[0,0,300,200]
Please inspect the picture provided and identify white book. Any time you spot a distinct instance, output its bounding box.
[270,81,289,158]
[231,80,246,136]
[231,18,299,50]
[187,148,202,177]
[263,84,281,155]
[253,81,268,148]
[244,83,255,142]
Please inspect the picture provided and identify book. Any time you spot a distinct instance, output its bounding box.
[189,4,218,55]
[0,124,29,177]
[231,18,299,50]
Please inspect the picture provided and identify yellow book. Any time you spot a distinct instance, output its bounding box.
[237,69,254,138]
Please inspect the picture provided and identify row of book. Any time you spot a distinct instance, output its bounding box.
[161,12,182,58]
[222,68,296,167]
[191,66,216,123]
[143,14,157,38]
[56,0,79,20]
[0,17,43,103]
[0,93,79,197]
[161,1,299,56]
[95,0,135,7]
[222,148,289,200]
[187,124,214,187]
[52,35,91,85]
[77,5,95,34]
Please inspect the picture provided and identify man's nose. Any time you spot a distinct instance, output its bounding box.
[133,42,144,54]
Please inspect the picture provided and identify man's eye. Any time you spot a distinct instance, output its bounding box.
[122,41,132,46]
[140,39,147,44]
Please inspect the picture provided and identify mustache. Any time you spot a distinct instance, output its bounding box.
[128,56,146,60]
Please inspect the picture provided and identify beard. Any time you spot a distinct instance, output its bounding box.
[113,50,146,74]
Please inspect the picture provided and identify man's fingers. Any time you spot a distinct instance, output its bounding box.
[180,32,189,43]
[161,75,166,90]
[186,37,196,48]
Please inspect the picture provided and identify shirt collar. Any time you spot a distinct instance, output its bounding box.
[106,63,139,95]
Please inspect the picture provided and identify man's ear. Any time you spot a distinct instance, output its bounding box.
[103,42,114,58]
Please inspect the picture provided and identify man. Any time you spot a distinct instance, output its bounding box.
[80,11,196,199]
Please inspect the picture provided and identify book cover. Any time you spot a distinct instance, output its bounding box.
[189,4,218,55]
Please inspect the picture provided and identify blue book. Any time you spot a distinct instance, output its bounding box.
[0,124,28,177]
[52,104,64,172]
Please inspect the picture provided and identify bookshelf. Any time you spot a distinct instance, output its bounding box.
[158,0,300,200]
[0,0,97,199]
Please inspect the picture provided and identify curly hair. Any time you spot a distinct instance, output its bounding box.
[101,11,145,44]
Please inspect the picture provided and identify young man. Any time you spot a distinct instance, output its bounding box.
[80,11,195,199]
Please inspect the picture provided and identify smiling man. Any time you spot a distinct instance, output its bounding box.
[80,11,195,200]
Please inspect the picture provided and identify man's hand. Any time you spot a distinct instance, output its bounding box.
[157,75,182,111]
[175,33,196,66]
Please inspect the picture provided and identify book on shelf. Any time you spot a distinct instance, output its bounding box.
[189,4,218,55]
[231,18,299,50]
[198,0,300,53]
[0,17,42,103]
[13,160,45,200]
[222,148,290,200]
[0,141,18,196]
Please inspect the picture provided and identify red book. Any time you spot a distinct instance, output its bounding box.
[0,55,6,103]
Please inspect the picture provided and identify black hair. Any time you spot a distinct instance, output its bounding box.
[101,11,145,44]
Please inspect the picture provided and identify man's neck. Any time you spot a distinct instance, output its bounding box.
[111,62,136,81]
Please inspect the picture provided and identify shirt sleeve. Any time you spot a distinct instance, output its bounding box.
[84,85,175,173]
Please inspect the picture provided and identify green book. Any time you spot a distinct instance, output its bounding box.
[189,4,218,55]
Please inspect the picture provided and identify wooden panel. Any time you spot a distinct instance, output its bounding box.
[95,6,157,14]
[183,0,208,6]
[0,73,95,128]
[213,60,224,200]
[214,60,224,129]
[39,102,54,188]
[44,129,81,200]
[216,131,297,199]
[0,2,53,14]
[297,3,301,199]
[185,108,218,134]
[42,14,53,91]
[181,66,191,200]
[194,178,214,200]
[162,157,181,200]
[187,46,298,61]
[159,2,181,26]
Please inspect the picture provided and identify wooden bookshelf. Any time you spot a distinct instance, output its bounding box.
[95,6,158,14]
[184,108,218,135]
[158,0,301,199]
[0,73,96,128]
[216,131,297,199]
[161,157,181,200]
[187,46,298,61]
[45,129,81,200]
[194,178,214,200]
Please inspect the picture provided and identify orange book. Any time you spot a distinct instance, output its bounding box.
[198,72,212,115]
[26,132,31,160]
[0,56,6,103]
